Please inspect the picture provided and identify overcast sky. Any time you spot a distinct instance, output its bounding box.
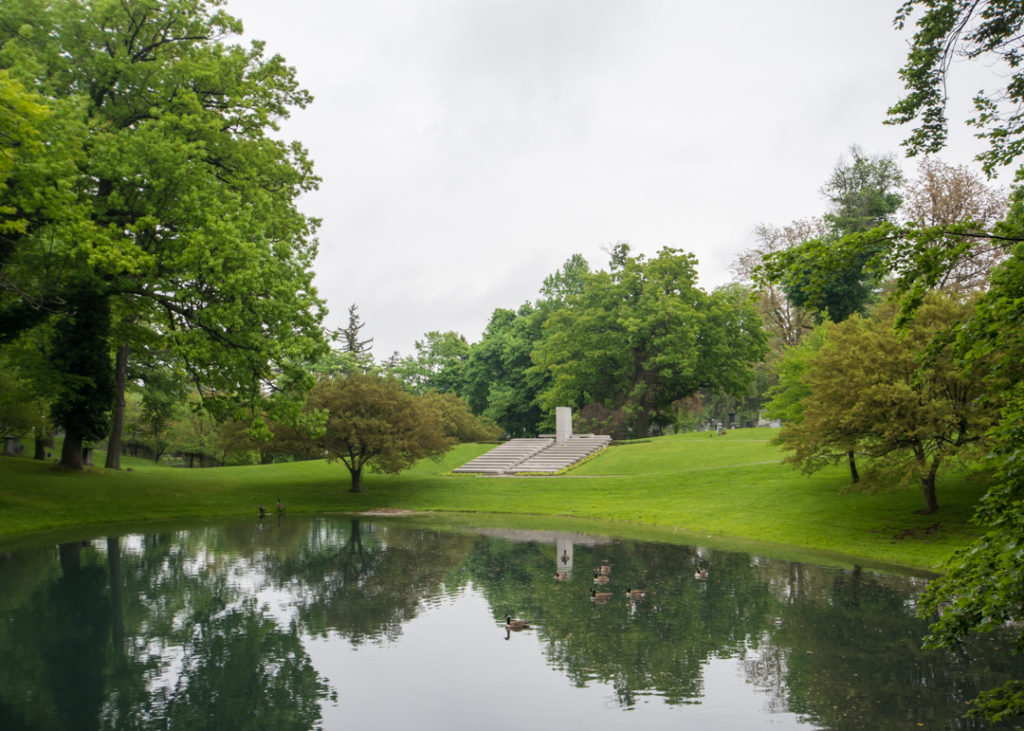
[225,0,1007,357]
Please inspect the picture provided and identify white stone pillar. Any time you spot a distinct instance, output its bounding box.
[556,406,572,443]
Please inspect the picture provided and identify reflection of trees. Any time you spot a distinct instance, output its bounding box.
[766,564,1015,730]
[0,542,111,730]
[266,519,475,644]
[155,597,331,730]
[463,537,777,707]
[0,531,333,730]
[3,520,1024,728]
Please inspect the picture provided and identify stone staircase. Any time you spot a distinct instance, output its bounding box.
[453,434,611,474]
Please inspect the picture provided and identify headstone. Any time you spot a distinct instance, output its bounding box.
[82,447,94,466]
[3,436,19,456]
[556,407,572,444]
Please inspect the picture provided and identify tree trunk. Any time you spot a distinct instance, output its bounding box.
[349,464,363,493]
[847,451,859,483]
[34,435,47,460]
[635,409,650,439]
[105,343,129,469]
[60,430,84,469]
[920,457,941,514]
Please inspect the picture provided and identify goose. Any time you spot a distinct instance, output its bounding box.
[593,572,610,585]
[596,564,611,575]
[276,497,286,513]
[694,568,708,580]
[625,586,647,599]
[554,571,569,581]
[590,588,613,601]
[505,613,530,630]
[258,505,266,517]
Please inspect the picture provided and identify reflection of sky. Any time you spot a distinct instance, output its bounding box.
[307,583,809,730]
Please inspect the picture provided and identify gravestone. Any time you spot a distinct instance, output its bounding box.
[3,436,19,456]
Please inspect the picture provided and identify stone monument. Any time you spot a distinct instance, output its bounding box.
[556,406,572,444]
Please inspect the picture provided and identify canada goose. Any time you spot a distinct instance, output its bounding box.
[694,568,708,580]
[258,505,266,517]
[593,572,610,585]
[625,587,647,599]
[554,571,569,581]
[276,497,286,513]
[505,613,530,630]
[590,588,613,601]
[596,564,611,575]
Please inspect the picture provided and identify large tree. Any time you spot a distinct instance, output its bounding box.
[886,1,1024,719]
[533,245,766,438]
[0,0,326,468]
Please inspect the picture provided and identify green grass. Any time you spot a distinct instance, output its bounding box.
[0,429,988,571]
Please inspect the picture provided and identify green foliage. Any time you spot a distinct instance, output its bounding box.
[888,3,1024,720]
[462,302,551,437]
[394,330,471,395]
[758,146,903,324]
[773,296,994,513]
[419,390,502,443]
[306,375,452,492]
[0,0,327,466]
[822,145,905,235]
[533,245,766,437]
[48,288,114,450]
[888,0,1024,172]
[765,325,829,425]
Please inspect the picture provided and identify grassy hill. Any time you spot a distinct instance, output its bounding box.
[0,428,988,570]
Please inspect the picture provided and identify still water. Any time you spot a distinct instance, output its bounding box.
[0,515,1021,730]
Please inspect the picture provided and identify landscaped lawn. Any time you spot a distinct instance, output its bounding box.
[0,428,987,570]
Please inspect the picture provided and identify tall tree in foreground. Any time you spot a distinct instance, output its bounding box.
[887,0,1024,720]
[0,0,327,468]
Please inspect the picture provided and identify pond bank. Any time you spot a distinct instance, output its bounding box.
[0,432,990,570]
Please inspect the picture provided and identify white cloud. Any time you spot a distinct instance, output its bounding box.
[227,0,1008,356]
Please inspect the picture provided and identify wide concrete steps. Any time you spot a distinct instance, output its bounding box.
[515,434,612,472]
[451,438,553,474]
[454,434,612,474]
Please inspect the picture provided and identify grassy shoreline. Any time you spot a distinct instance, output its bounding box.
[0,429,986,571]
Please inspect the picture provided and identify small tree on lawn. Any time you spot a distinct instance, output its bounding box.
[307,374,451,492]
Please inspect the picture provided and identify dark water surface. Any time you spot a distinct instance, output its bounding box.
[0,515,1021,730]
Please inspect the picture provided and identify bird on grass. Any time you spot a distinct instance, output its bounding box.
[694,568,708,580]
[258,505,266,518]
[276,497,286,513]
[625,587,647,599]
[505,613,530,630]
[590,588,613,602]
[593,572,610,585]
[596,564,611,575]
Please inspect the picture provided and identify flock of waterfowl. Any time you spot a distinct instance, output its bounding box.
[588,563,643,604]
[504,560,710,633]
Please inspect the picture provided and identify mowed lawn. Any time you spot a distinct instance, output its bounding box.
[0,428,989,570]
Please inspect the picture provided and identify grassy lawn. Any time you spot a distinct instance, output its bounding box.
[0,428,987,571]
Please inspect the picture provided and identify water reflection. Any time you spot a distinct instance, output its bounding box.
[0,517,1021,730]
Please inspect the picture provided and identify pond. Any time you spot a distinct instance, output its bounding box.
[0,515,1021,730]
